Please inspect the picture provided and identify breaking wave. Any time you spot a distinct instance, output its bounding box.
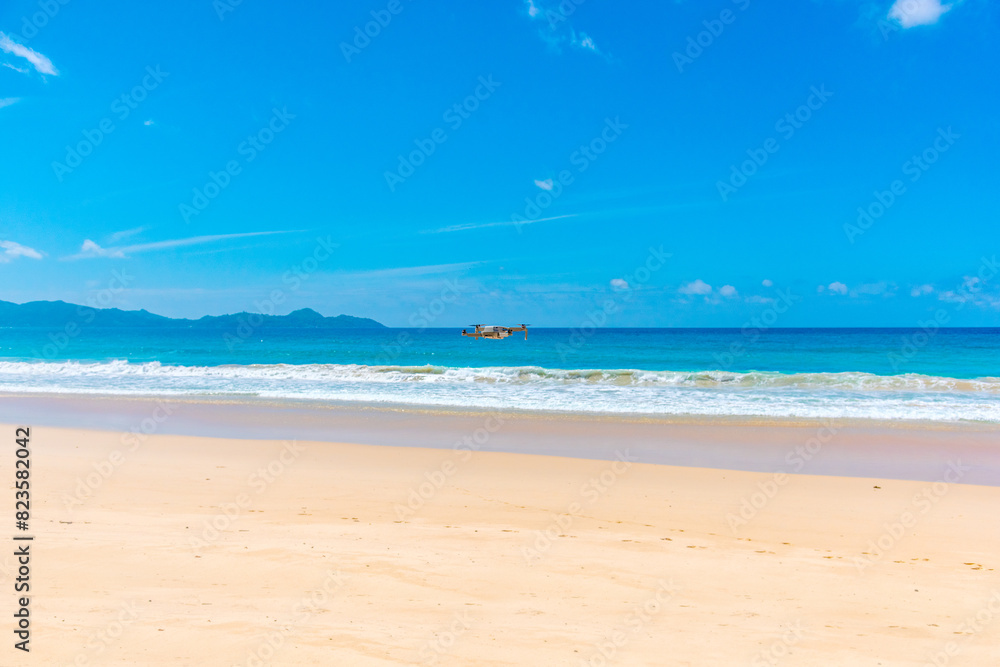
[1,360,998,422]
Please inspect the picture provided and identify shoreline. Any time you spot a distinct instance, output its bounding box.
[5,389,1000,430]
[5,392,999,486]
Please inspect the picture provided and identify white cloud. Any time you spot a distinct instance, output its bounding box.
[910,284,934,297]
[678,279,712,296]
[0,240,43,262]
[423,213,576,234]
[534,178,554,191]
[75,239,125,259]
[888,0,952,28]
[572,30,599,53]
[335,261,479,281]
[828,281,848,295]
[938,290,969,304]
[610,278,629,291]
[761,279,773,287]
[718,285,738,298]
[0,97,20,109]
[64,231,296,260]
[852,281,893,297]
[745,295,776,305]
[0,32,58,76]
[523,1,607,58]
[108,226,147,243]
[143,119,155,126]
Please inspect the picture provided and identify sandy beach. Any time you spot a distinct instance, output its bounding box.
[7,401,1000,665]
[6,0,996,663]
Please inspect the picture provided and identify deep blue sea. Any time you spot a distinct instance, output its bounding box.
[1,327,998,422]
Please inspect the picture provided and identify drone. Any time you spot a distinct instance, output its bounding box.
[461,324,529,341]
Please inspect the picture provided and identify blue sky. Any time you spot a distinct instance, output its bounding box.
[1,0,997,326]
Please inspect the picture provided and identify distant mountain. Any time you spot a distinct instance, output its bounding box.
[0,300,385,329]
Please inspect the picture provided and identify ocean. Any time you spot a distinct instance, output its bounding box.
[1,327,998,422]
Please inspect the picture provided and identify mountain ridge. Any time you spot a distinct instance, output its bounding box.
[0,300,385,329]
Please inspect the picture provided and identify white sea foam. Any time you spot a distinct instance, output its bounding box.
[0,360,998,422]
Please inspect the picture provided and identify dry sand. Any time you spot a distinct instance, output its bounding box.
[6,421,1000,665]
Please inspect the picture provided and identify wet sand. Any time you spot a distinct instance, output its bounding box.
[3,393,1000,485]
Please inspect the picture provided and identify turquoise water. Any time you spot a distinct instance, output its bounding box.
[1,327,998,421]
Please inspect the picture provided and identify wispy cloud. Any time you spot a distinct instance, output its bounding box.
[335,261,480,281]
[0,240,43,262]
[63,231,296,260]
[0,97,20,109]
[910,284,934,297]
[571,29,600,54]
[522,1,608,58]
[108,226,147,243]
[0,32,58,76]
[826,281,849,295]
[888,0,952,28]
[850,281,895,297]
[534,178,554,191]
[423,213,577,234]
